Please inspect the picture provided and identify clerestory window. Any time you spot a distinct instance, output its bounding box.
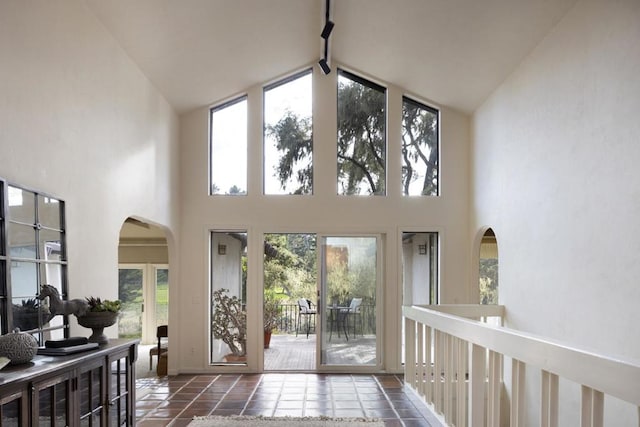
[402,97,439,196]
[337,70,387,196]
[210,96,248,195]
[263,70,313,195]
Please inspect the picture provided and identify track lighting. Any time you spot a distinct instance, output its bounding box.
[319,0,333,75]
[321,20,334,39]
[318,58,331,75]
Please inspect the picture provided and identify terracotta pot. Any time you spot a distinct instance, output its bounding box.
[264,331,272,349]
[224,353,247,363]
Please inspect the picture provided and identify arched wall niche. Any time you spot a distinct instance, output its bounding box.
[470,227,499,304]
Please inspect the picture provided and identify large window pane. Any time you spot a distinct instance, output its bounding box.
[8,223,36,258]
[402,232,439,305]
[264,70,313,195]
[210,231,247,365]
[402,97,439,196]
[337,70,387,195]
[8,186,34,224]
[38,195,62,229]
[155,267,169,326]
[118,268,143,339]
[210,97,248,195]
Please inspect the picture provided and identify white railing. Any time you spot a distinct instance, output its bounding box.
[403,304,640,427]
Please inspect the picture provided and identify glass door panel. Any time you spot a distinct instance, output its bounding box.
[320,236,378,367]
[210,231,248,365]
[118,267,144,339]
[155,267,169,327]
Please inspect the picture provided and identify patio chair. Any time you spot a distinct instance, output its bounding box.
[149,325,168,371]
[296,298,316,338]
[341,298,362,338]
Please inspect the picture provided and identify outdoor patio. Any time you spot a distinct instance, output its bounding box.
[264,333,377,370]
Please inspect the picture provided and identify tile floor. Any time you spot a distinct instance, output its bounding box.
[135,373,442,427]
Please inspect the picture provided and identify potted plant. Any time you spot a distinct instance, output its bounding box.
[76,297,122,345]
[12,298,53,331]
[212,288,246,361]
[263,297,281,349]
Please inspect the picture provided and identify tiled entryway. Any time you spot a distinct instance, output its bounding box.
[135,373,442,427]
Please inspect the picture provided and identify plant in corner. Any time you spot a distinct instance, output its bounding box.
[263,295,282,349]
[212,288,246,360]
[76,297,122,345]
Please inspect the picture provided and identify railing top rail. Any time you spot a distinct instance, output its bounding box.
[403,304,640,406]
[416,303,505,319]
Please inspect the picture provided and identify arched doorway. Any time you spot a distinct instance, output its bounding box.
[117,218,169,354]
[479,228,499,304]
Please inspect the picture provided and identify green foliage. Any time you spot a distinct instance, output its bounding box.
[401,101,438,195]
[118,269,143,304]
[85,297,122,313]
[263,234,317,302]
[479,258,499,304]
[266,112,313,194]
[263,289,284,332]
[17,298,39,312]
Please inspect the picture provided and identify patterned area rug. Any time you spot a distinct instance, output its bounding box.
[187,415,385,427]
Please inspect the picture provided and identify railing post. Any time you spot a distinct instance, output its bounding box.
[511,359,526,427]
[417,322,425,397]
[405,317,416,390]
[487,350,501,427]
[444,333,453,421]
[425,325,433,403]
[434,330,444,415]
[541,370,559,427]
[581,386,604,427]
[469,343,486,427]
[456,338,467,427]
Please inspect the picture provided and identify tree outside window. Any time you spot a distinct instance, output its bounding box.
[337,70,386,196]
[402,97,439,196]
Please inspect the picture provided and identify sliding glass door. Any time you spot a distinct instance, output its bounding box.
[319,235,380,368]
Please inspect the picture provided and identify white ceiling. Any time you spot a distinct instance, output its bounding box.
[85,0,577,115]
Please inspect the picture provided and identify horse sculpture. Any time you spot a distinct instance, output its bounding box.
[37,284,89,317]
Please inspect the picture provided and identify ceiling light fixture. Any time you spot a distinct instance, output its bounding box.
[318,0,333,75]
[321,20,334,39]
[318,58,331,75]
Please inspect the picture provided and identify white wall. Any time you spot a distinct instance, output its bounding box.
[0,2,179,335]
[176,65,471,373]
[472,0,640,423]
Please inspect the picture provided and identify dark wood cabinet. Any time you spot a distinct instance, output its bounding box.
[0,339,137,426]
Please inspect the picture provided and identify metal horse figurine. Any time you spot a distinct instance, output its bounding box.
[37,284,89,317]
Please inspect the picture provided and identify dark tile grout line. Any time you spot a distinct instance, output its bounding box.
[371,374,407,427]
[239,374,271,417]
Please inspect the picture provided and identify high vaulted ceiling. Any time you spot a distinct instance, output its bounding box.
[86,0,577,115]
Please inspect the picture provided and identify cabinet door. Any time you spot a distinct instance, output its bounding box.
[0,389,28,426]
[78,358,107,426]
[32,373,72,427]
[107,349,135,426]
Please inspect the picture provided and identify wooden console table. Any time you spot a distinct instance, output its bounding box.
[0,339,138,426]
